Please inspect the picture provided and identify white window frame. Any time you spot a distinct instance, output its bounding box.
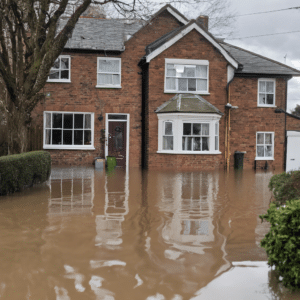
[96,57,121,88]
[162,121,174,150]
[255,132,274,160]
[47,55,71,83]
[43,111,95,150]
[257,78,276,107]
[164,58,209,95]
[157,113,221,154]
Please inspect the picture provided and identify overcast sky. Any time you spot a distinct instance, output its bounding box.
[225,0,300,112]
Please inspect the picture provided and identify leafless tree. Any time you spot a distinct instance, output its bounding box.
[0,0,235,154]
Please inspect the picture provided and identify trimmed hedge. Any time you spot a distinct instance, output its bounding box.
[269,171,300,206]
[0,151,51,195]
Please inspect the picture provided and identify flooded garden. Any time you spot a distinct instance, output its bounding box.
[1,167,300,299]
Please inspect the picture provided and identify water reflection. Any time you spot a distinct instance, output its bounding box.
[0,168,300,299]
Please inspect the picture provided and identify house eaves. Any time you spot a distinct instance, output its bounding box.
[145,20,239,69]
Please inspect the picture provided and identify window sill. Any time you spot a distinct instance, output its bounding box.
[257,105,276,108]
[96,85,122,89]
[157,150,221,155]
[43,146,95,150]
[47,80,71,83]
[255,157,274,161]
[164,91,210,95]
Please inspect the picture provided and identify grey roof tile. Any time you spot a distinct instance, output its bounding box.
[156,94,223,114]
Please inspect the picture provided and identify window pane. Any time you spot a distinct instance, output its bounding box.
[187,137,192,150]
[197,79,207,91]
[98,74,112,85]
[200,65,207,77]
[84,114,91,129]
[166,67,176,76]
[202,124,209,135]
[74,130,83,145]
[53,59,60,69]
[202,137,209,150]
[166,77,176,90]
[98,59,119,72]
[112,74,120,85]
[266,81,274,93]
[165,122,173,135]
[257,146,264,157]
[84,130,92,145]
[265,145,272,157]
[193,123,201,135]
[183,123,191,135]
[259,94,266,105]
[61,58,69,69]
[188,79,196,91]
[259,81,266,92]
[257,133,264,144]
[266,94,274,105]
[186,67,195,77]
[108,114,127,120]
[193,137,201,151]
[178,78,187,91]
[52,129,62,144]
[215,136,219,151]
[215,122,219,135]
[74,114,83,129]
[61,70,69,79]
[64,114,73,129]
[45,129,51,144]
[163,136,173,150]
[53,113,62,128]
[49,70,59,79]
[265,133,272,144]
[63,130,72,145]
[45,113,51,128]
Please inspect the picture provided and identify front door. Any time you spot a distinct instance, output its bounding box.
[108,121,127,168]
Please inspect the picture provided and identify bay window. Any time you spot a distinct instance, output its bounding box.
[157,113,221,154]
[43,112,94,149]
[165,59,209,94]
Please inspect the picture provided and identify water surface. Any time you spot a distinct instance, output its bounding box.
[0,167,299,299]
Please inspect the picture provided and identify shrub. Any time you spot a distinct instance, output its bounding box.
[260,199,300,291]
[268,171,300,206]
[0,151,51,195]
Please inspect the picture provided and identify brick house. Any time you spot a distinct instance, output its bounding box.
[34,5,300,170]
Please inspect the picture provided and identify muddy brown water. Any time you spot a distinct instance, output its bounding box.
[1,167,300,300]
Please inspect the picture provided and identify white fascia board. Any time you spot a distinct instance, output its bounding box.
[166,7,188,25]
[146,23,239,69]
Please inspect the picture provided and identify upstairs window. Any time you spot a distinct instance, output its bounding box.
[258,79,275,107]
[165,59,209,94]
[97,57,121,88]
[48,55,71,82]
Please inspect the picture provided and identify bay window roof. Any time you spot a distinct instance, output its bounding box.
[155,94,223,115]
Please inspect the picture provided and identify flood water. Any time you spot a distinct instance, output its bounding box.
[1,167,300,300]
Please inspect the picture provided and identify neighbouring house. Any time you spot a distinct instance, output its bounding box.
[33,4,300,171]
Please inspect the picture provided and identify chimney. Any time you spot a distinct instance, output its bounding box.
[196,15,209,30]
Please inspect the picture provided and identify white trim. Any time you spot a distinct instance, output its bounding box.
[47,55,71,83]
[97,57,121,88]
[146,22,239,69]
[166,7,188,25]
[255,131,274,160]
[157,113,222,154]
[43,111,94,150]
[164,59,209,94]
[257,78,276,107]
[287,130,300,137]
[227,65,235,83]
[105,113,130,172]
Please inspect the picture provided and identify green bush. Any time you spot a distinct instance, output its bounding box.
[0,151,51,195]
[260,199,300,291]
[269,171,300,206]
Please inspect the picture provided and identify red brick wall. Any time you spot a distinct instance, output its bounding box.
[33,10,183,166]
[287,114,300,131]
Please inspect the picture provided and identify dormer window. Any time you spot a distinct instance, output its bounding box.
[165,59,209,94]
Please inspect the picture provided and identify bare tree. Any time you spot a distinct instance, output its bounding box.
[0,0,235,154]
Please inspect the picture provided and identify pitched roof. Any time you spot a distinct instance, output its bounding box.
[221,42,300,76]
[155,94,223,114]
[144,20,239,68]
[60,18,144,51]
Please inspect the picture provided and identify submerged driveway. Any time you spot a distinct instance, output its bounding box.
[0,167,299,299]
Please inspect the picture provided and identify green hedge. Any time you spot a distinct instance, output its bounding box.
[0,151,51,195]
[269,171,300,206]
[260,199,300,290]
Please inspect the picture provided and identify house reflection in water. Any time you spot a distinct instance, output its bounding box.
[48,168,95,215]
[159,172,219,254]
[95,172,129,247]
